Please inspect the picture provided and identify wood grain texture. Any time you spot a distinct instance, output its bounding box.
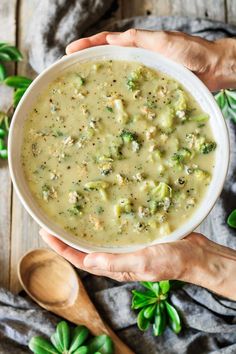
[0,0,17,289]
[121,0,226,21]
[10,0,44,294]
[226,0,236,24]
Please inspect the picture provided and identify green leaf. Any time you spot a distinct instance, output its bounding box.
[50,333,64,353]
[56,321,70,351]
[0,43,9,48]
[0,149,8,159]
[227,209,236,228]
[28,336,59,354]
[153,302,167,336]
[0,52,12,61]
[1,46,23,61]
[165,301,181,334]
[0,138,5,150]
[225,89,236,101]
[4,75,32,88]
[132,295,157,310]
[143,304,157,320]
[140,281,160,296]
[215,91,226,110]
[13,87,27,107]
[132,289,155,299]
[72,346,89,354]
[159,280,170,295]
[0,128,6,138]
[137,308,150,331]
[0,62,7,81]
[227,95,236,110]
[69,326,89,353]
[88,335,114,354]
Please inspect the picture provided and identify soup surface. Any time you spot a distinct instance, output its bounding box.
[22,60,216,246]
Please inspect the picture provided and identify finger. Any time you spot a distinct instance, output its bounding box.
[83,247,152,273]
[106,29,163,50]
[66,31,119,54]
[39,229,87,268]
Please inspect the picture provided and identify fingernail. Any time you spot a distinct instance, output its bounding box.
[84,255,106,269]
[39,229,49,242]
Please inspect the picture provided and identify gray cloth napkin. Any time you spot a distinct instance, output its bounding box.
[2,1,236,353]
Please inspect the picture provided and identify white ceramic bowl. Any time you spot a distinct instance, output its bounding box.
[8,45,229,253]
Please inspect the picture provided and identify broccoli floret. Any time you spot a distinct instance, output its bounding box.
[190,113,209,122]
[67,204,82,216]
[199,141,217,154]
[194,168,211,182]
[149,200,162,215]
[173,89,187,111]
[114,198,133,217]
[84,180,109,200]
[127,78,138,91]
[171,147,191,166]
[126,67,144,91]
[106,106,113,113]
[120,130,141,151]
[150,182,172,201]
[76,74,85,86]
[120,129,137,143]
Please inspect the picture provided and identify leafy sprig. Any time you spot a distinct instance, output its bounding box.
[0,42,23,81]
[215,89,236,122]
[227,209,236,229]
[4,75,33,107]
[29,321,114,354]
[0,42,32,160]
[132,280,182,336]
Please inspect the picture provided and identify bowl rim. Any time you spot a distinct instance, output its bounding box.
[8,45,230,253]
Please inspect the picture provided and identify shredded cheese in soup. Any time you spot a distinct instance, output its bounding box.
[21,60,216,246]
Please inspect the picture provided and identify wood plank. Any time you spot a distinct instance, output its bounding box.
[121,0,225,21]
[0,0,17,289]
[10,0,44,294]
[226,0,236,24]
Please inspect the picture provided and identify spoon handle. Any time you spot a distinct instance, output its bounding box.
[52,301,134,354]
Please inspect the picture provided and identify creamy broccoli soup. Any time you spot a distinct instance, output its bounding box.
[21,60,216,246]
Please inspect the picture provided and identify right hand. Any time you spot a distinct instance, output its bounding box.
[66,29,236,91]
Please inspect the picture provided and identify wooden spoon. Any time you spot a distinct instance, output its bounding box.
[18,248,134,354]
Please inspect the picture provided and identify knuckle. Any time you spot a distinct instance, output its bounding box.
[126,28,138,44]
[115,272,136,282]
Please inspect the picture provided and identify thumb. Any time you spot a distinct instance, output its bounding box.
[83,248,150,273]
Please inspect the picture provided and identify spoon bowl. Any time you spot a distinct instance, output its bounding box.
[19,248,78,307]
[18,248,134,354]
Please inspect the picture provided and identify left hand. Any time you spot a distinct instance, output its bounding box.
[40,229,205,282]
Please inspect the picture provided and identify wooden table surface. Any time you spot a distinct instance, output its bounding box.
[0,0,235,294]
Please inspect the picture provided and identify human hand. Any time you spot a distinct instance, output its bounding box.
[40,229,236,300]
[66,29,236,91]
